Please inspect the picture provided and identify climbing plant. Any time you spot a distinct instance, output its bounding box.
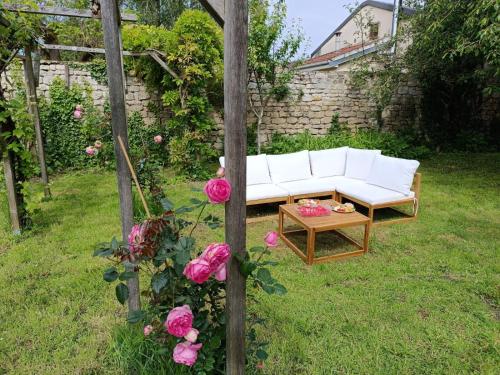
[123,10,223,179]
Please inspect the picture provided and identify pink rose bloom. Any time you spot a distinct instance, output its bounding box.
[214,264,226,282]
[264,231,279,247]
[173,342,202,367]
[85,146,96,156]
[128,224,144,255]
[165,305,194,338]
[200,243,231,272]
[216,167,225,178]
[143,325,153,336]
[154,135,163,144]
[183,258,212,284]
[203,178,231,204]
[74,109,82,119]
[94,140,102,149]
[184,328,199,343]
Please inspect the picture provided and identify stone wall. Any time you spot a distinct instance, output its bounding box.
[247,70,422,144]
[4,61,164,125]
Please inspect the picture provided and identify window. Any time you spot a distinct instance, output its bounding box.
[369,22,379,40]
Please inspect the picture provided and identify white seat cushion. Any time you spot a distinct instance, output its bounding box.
[344,148,381,181]
[277,178,335,196]
[336,179,415,205]
[309,147,348,178]
[247,184,289,202]
[220,154,272,186]
[266,151,312,183]
[366,155,419,195]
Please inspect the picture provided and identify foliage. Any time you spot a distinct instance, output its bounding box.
[350,0,499,150]
[125,0,202,27]
[39,78,165,172]
[264,127,430,160]
[123,10,223,179]
[94,178,285,373]
[403,0,499,151]
[248,0,305,154]
[39,78,109,171]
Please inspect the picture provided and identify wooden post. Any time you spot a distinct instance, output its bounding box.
[24,44,51,197]
[224,0,248,373]
[100,0,140,312]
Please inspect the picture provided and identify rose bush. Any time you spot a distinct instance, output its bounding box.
[94,173,286,373]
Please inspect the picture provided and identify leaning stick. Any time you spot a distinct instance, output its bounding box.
[117,135,152,218]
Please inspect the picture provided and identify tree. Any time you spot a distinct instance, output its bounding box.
[124,0,202,27]
[248,0,305,154]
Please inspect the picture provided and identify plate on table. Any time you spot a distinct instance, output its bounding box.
[332,203,356,213]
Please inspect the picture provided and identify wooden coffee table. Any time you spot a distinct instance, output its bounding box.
[278,200,371,265]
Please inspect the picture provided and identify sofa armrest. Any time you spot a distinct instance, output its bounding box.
[411,173,422,201]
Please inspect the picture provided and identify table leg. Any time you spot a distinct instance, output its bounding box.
[278,208,284,235]
[363,223,370,253]
[306,229,316,265]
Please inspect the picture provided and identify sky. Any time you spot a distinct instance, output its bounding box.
[285,0,394,56]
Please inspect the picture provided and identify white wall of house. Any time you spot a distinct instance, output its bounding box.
[316,5,394,56]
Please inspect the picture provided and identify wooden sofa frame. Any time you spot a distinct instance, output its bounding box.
[336,173,421,227]
[246,173,421,227]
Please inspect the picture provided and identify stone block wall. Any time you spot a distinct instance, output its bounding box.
[4,61,164,125]
[247,70,422,144]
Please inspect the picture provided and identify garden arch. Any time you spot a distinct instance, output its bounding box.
[2,0,248,372]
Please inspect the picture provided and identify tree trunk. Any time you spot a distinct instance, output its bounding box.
[256,114,263,155]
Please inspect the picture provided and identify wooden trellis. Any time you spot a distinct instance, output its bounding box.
[3,0,247,372]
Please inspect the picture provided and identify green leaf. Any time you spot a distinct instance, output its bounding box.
[127,309,145,324]
[161,198,175,211]
[241,261,257,277]
[111,237,119,251]
[273,283,287,295]
[256,349,269,360]
[256,268,273,284]
[115,283,129,304]
[249,246,266,253]
[119,271,137,281]
[103,267,119,282]
[261,284,276,295]
[151,272,169,294]
[190,198,203,205]
[93,247,113,257]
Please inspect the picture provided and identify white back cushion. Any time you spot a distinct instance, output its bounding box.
[219,154,272,186]
[366,155,420,195]
[344,148,382,180]
[266,150,312,183]
[309,147,348,178]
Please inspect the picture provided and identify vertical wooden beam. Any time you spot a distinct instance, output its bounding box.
[100,0,140,312]
[24,44,51,197]
[224,0,248,373]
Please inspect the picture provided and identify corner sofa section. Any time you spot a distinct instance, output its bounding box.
[219,147,421,225]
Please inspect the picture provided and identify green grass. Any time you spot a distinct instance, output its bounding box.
[0,154,499,374]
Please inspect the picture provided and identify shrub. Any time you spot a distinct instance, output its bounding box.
[39,78,166,172]
[263,129,431,160]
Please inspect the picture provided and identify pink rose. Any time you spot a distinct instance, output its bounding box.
[154,135,163,144]
[200,243,231,272]
[264,231,279,247]
[173,342,203,367]
[94,140,102,149]
[74,109,82,119]
[143,325,153,336]
[85,146,96,156]
[203,178,231,204]
[216,167,225,178]
[184,328,199,343]
[183,258,212,284]
[214,264,226,282]
[165,305,194,337]
[128,224,144,255]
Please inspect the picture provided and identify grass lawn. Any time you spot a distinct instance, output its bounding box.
[0,153,499,374]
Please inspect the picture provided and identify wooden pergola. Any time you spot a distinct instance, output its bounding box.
[2,0,248,372]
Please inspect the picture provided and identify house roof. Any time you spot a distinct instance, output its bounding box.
[310,0,415,57]
[303,43,366,66]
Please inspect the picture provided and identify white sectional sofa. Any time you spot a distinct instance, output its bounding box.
[219,147,421,226]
